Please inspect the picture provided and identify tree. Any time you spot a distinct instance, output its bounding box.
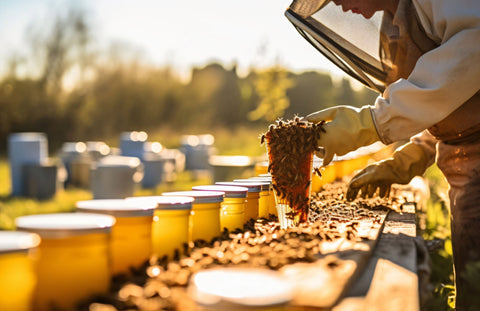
[333,78,356,107]
[286,71,334,117]
[248,65,293,122]
[28,7,93,96]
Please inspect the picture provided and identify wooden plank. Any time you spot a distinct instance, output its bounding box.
[280,210,388,310]
[362,257,419,311]
[334,203,420,311]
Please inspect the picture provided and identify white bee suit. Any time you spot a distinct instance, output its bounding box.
[372,0,480,145]
[286,0,480,309]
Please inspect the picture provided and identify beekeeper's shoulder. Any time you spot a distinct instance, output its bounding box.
[412,0,480,44]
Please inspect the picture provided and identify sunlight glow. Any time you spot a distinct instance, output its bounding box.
[0,0,346,80]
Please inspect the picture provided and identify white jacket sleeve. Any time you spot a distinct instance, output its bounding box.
[372,0,480,144]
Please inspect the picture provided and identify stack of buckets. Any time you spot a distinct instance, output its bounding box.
[3,166,286,310]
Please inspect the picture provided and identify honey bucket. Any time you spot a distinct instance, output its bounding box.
[15,213,115,311]
[216,181,262,223]
[0,231,40,311]
[128,196,194,259]
[76,199,155,275]
[162,191,224,242]
[192,185,248,231]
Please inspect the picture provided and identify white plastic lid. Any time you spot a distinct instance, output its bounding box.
[76,199,155,217]
[208,155,253,166]
[127,196,194,210]
[96,156,141,168]
[8,132,47,142]
[192,185,248,198]
[189,268,292,307]
[15,213,116,238]
[162,191,224,204]
[216,182,262,193]
[247,176,272,182]
[232,179,270,191]
[0,231,41,254]
[120,131,148,142]
[62,142,87,153]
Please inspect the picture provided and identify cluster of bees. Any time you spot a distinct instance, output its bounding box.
[261,117,325,223]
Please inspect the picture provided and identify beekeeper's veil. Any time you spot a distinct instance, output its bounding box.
[285,0,436,93]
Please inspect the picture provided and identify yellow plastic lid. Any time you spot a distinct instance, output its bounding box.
[76,199,155,217]
[127,196,194,210]
[162,191,224,204]
[0,231,41,254]
[192,185,248,199]
[189,268,292,307]
[15,213,116,238]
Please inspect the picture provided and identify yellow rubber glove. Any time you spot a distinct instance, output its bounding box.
[305,105,381,166]
[346,142,430,201]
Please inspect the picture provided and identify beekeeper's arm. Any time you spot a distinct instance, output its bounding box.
[374,0,480,144]
[345,130,437,200]
[306,0,480,162]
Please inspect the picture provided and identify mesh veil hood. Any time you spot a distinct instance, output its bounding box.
[286,0,392,93]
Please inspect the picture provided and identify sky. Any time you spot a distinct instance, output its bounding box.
[0,0,345,81]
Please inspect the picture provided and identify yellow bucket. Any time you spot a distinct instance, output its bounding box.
[128,196,194,260]
[0,231,40,311]
[311,163,337,193]
[254,160,269,176]
[249,176,276,216]
[233,179,271,219]
[193,185,247,232]
[189,268,292,310]
[15,213,115,311]
[162,190,224,242]
[216,181,262,223]
[75,199,155,275]
[334,154,371,179]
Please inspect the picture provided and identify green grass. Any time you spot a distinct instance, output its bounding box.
[422,164,455,311]
[0,160,93,230]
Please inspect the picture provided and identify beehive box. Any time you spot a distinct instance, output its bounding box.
[77,180,421,311]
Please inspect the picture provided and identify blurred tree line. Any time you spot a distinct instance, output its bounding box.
[0,7,377,153]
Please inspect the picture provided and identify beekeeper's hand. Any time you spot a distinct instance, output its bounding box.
[346,142,430,201]
[305,105,380,166]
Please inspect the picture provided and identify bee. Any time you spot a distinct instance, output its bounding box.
[314,167,322,177]
[304,180,311,190]
[260,134,266,144]
[273,185,281,197]
[319,121,327,133]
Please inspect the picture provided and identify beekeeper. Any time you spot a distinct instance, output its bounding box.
[285,0,480,308]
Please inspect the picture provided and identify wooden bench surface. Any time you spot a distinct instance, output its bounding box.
[333,203,419,311]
